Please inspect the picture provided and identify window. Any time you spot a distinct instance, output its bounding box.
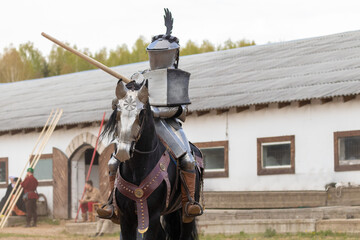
[194,141,228,178]
[334,130,360,171]
[0,158,8,187]
[30,154,53,185]
[257,136,295,175]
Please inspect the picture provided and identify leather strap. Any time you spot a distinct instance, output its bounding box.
[116,151,171,234]
[195,155,204,172]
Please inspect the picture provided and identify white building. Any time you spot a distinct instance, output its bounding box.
[2,30,360,218]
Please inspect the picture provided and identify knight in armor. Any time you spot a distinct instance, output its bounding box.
[98,8,202,223]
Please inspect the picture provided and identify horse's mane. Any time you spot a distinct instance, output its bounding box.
[100,108,118,141]
[100,80,143,141]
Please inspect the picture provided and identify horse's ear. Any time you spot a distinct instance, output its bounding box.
[116,79,128,99]
[138,79,149,103]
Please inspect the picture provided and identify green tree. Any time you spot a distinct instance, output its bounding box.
[18,42,46,79]
[47,44,94,76]
[0,47,27,83]
[218,38,255,50]
[0,36,256,83]
[107,44,131,67]
[130,36,149,63]
[93,47,107,64]
[200,40,215,53]
[181,40,201,56]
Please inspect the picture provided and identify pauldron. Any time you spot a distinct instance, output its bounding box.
[151,105,187,122]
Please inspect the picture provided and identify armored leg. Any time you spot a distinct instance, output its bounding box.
[179,153,203,223]
[97,154,121,224]
[154,118,203,222]
[172,125,203,222]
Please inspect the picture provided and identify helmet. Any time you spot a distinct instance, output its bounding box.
[147,9,180,70]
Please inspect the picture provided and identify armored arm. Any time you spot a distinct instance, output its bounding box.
[151,105,187,122]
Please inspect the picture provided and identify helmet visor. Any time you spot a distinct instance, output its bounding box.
[148,49,177,70]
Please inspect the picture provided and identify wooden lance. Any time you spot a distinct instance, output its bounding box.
[41,32,131,83]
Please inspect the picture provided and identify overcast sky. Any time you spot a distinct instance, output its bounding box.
[1,0,360,56]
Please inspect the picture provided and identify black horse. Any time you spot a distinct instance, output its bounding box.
[102,80,203,240]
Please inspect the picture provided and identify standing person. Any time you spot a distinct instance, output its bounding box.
[79,180,101,222]
[21,168,38,227]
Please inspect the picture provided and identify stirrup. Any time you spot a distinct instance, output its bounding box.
[184,201,204,217]
[97,204,114,219]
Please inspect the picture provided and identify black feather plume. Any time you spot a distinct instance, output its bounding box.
[164,8,173,35]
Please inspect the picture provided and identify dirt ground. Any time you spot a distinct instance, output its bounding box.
[0,221,120,240]
[2,221,360,240]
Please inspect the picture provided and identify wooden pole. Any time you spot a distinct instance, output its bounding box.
[0,110,62,228]
[41,32,131,83]
[0,109,55,218]
[74,112,106,223]
[0,109,63,228]
[0,110,61,228]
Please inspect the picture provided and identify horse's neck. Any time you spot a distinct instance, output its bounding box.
[121,111,162,186]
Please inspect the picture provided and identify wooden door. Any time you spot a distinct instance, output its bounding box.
[52,147,69,219]
[99,144,115,200]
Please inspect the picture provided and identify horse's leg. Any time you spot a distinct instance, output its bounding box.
[180,220,198,240]
[163,210,182,240]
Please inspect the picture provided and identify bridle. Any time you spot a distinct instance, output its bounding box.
[119,104,159,156]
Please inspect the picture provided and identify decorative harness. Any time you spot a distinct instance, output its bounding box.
[113,99,204,234]
[115,150,171,234]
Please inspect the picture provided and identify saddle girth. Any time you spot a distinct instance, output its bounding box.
[115,151,171,234]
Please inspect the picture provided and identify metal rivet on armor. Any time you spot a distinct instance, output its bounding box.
[159,162,166,171]
[134,188,144,198]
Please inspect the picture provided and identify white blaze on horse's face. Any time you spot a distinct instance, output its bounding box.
[114,81,148,162]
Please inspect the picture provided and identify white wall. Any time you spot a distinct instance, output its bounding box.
[184,97,360,191]
[2,97,360,214]
[38,186,53,215]
[0,126,101,216]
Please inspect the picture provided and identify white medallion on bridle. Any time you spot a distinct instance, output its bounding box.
[114,80,148,162]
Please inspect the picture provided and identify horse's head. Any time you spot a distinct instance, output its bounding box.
[111,80,149,162]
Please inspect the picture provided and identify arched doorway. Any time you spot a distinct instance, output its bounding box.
[52,132,112,219]
[69,144,100,218]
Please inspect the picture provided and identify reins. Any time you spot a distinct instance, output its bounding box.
[133,139,159,154]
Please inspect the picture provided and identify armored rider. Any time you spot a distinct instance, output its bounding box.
[98,8,203,224]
